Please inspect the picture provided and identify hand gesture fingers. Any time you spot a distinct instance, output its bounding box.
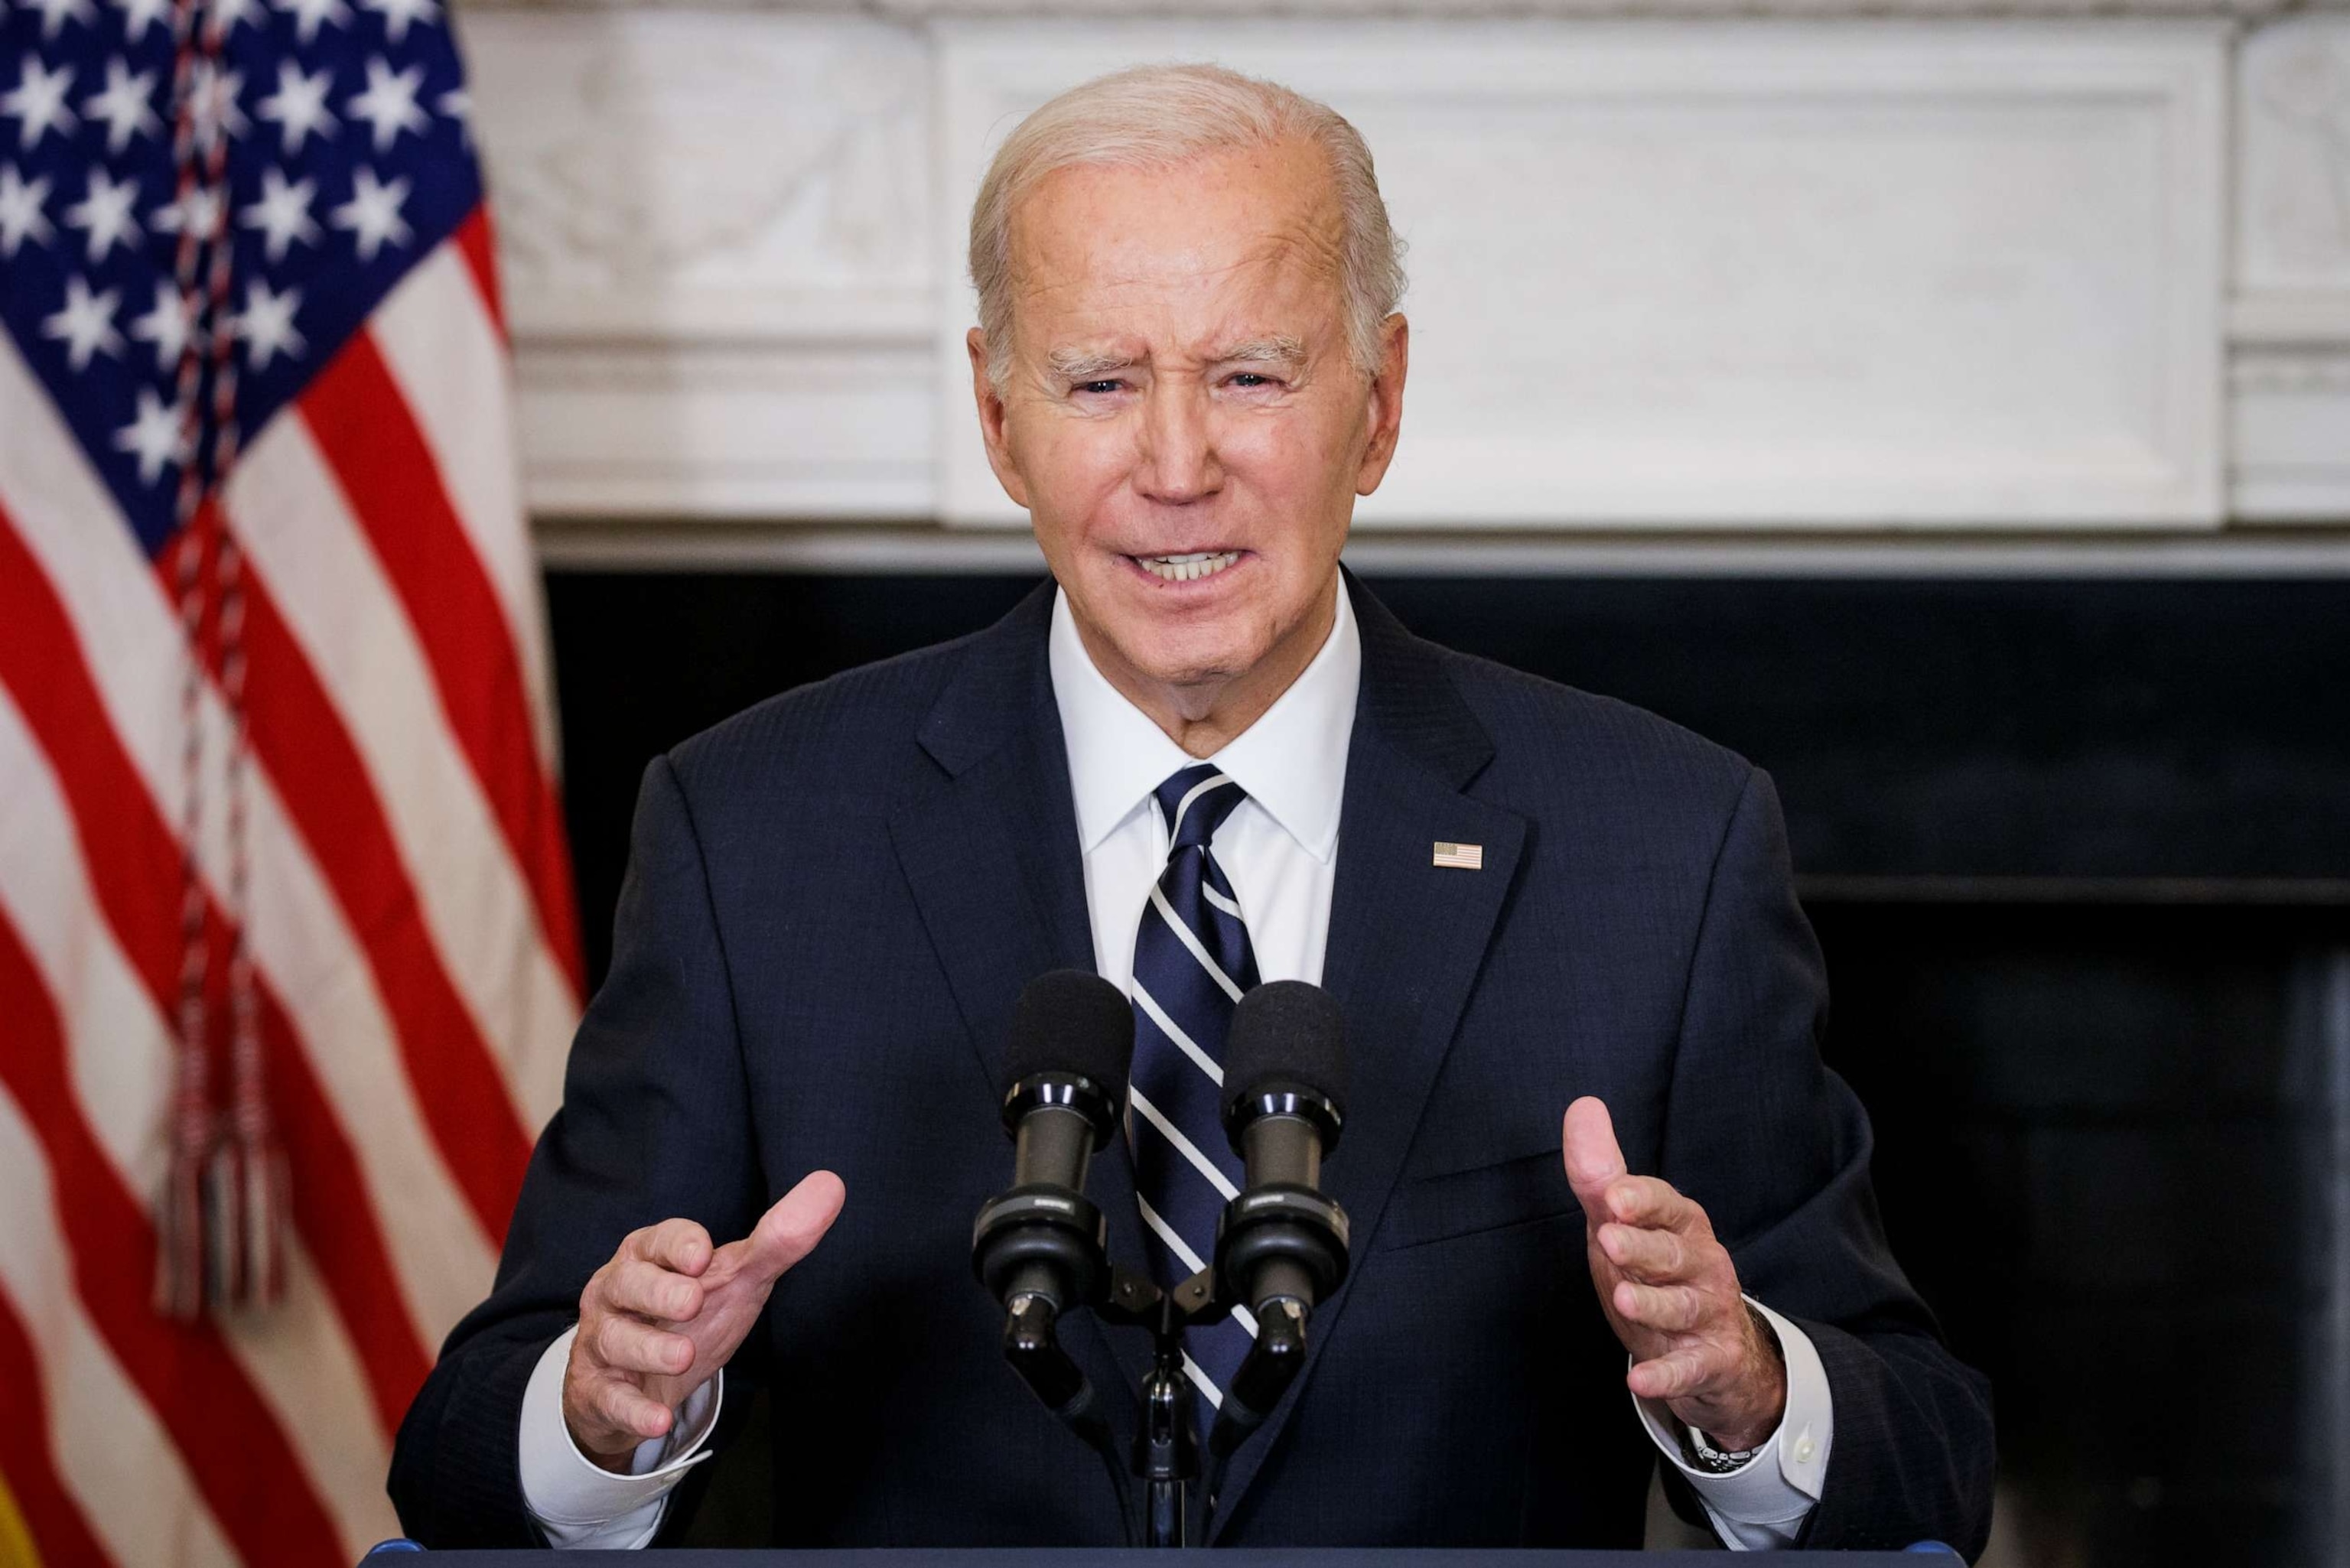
[1561,1098,1785,1451]
[604,1256,705,1322]
[1597,1217,1692,1282]
[590,1378,681,1446]
[587,1310,695,1379]
[633,1216,714,1277]
[1593,1174,1708,1238]
[1562,1096,1629,1227]
[703,1170,847,1294]
[563,1171,847,1467]
[1609,1278,1705,1335]
[1626,1343,1723,1404]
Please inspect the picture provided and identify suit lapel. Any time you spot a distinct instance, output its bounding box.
[888,585,1095,1100]
[886,583,1151,1479]
[1206,575,1528,1540]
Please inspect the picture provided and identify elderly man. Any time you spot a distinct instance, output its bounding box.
[390,63,1994,1554]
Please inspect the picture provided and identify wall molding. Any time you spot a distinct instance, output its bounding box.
[451,9,2350,542]
[534,516,2350,572]
[466,0,2330,17]
[936,19,2229,529]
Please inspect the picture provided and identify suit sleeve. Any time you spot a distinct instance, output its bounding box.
[1655,765,1996,1559]
[389,754,768,1547]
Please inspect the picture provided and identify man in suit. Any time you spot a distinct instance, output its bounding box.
[390,62,1994,1554]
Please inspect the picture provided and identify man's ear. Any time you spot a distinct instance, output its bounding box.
[1354,313,1410,497]
[967,327,1030,509]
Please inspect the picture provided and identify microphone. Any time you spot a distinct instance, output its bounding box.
[1212,981,1351,1439]
[972,970,1133,1407]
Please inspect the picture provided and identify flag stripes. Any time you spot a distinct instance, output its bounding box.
[0,821,398,1560]
[369,240,559,777]
[451,209,509,342]
[297,329,582,1008]
[0,184,573,1563]
[0,576,439,1436]
[0,685,396,1560]
[0,467,475,1390]
[0,1180,238,1568]
[223,414,573,1128]
[0,1271,109,1568]
[0,918,346,1567]
[164,507,538,1240]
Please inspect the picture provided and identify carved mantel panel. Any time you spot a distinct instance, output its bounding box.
[451,7,2350,541]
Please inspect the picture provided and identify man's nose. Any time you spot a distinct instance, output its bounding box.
[1133,381,1222,504]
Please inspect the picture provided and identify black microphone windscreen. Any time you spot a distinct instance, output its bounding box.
[1223,981,1347,1123]
[1003,969,1134,1094]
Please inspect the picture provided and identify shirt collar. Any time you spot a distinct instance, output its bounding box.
[1048,575,1360,864]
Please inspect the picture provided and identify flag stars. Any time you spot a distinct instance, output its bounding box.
[25,0,97,39]
[2,58,78,149]
[154,184,226,242]
[208,0,264,34]
[114,386,191,484]
[109,0,173,41]
[357,0,437,44]
[240,165,319,262]
[83,58,163,155]
[43,275,125,372]
[331,165,410,260]
[347,57,427,153]
[438,85,470,146]
[130,280,202,372]
[256,60,337,155]
[232,278,304,369]
[272,0,350,44]
[63,167,141,262]
[187,60,248,155]
[0,164,54,258]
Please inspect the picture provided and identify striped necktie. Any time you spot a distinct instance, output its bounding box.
[1128,763,1259,1413]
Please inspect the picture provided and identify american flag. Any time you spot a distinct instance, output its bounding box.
[0,0,576,1559]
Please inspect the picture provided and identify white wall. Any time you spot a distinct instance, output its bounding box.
[451,2,2350,568]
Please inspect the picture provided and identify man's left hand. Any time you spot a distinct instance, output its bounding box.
[1562,1095,1786,1453]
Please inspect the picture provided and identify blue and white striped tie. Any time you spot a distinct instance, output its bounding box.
[1128,763,1259,1411]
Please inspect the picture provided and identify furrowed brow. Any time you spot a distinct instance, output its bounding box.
[1212,335,1307,369]
[1046,347,1138,381]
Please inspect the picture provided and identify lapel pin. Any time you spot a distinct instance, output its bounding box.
[1432,841,1483,870]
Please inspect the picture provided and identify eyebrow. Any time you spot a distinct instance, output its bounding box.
[1046,347,1138,381]
[1043,335,1309,382]
[1213,335,1306,369]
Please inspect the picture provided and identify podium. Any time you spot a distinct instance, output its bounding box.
[361,1549,1956,1564]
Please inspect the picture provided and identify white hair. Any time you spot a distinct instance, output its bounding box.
[968,62,1408,391]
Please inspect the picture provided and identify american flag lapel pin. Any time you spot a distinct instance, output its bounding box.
[1432,841,1484,870]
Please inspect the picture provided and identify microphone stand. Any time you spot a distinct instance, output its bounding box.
[994,1257,1320,1547]
[979,1078,1347,1547]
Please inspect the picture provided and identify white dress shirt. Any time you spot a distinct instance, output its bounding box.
[519,578,1831,1548]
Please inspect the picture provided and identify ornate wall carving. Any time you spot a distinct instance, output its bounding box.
[452,8,2350,539]
[938,21,2228,529]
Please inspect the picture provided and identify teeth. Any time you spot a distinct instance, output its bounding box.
[1138,551,1241,583]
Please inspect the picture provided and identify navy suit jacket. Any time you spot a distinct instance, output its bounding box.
[390,574,1994,1555]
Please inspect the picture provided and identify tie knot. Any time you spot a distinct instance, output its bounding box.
[1154,764,1248,854]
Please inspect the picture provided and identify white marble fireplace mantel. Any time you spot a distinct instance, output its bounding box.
[449,3,2350,564]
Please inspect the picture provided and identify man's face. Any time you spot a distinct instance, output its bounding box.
[969,137,1406,702]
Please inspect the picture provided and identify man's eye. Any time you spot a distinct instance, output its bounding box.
[1074,380,1125,395]
[1228,372,1276,389]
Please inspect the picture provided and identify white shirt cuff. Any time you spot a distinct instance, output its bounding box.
[1630,1296,1833,1551]
[518,1327,724,1549]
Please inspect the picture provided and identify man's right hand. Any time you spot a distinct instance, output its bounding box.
[563,1169,847,1471]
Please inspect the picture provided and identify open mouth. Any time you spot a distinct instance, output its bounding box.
[1134,550,1242,584]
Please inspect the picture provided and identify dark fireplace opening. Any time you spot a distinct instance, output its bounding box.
[1809,899,2350,1568]
[545,569,2350,1564]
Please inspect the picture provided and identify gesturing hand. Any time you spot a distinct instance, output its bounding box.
[1561,1098,1785,1453]
[562,1170,847,1471]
